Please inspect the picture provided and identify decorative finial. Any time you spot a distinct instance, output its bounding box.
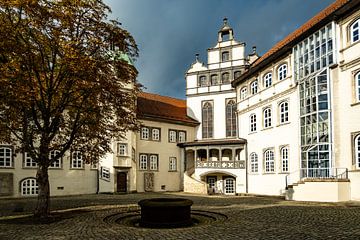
[195,53,199,62]
[252,46,257,53]
[223,17,228,25]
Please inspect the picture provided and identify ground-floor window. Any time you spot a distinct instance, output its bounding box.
[21,178,38,196]
[356,135,360,169]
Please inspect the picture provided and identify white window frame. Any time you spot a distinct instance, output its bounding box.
[356,135,360,169]
[0,146,12,168]
[250,153,258,173]
[71,151,84,169]
[139,154,148,170]
[264,72,272,88]
[24,152,37,168]
[264,150,275,173]
[240,87,247,100]
[178,131,186,143]
[263,108,272,128]
[100,167,110,181]
[278,64,287,80]
[117,143,127,156]
[141,127,149,140]
[152,128,160,141]
[169,130,177,143]
[356,72,360,102]
[279,101,289,124]
[251,80,258,94]
[49,150,62,168]
[351,19,360,44]
[250,114,257,133]
[21,178,38,196]
[281,147,289,172]
[169,157,177,171]
[149,155,158,171]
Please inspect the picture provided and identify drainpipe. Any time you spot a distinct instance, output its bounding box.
[245,142,248,194]
[96,167,99,194]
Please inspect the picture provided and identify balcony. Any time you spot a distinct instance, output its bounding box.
[196,160,245,169]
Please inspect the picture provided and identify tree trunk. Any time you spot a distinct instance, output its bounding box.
[34,165,50,219]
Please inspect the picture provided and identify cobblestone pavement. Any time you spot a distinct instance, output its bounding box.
[0,192,360,239]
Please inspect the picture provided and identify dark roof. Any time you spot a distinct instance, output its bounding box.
[232,0,358,87]
[178,139,247,147]
[137,92,199,126]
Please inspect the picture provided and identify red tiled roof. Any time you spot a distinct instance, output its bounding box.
[137,92,199,126]
[232,0,353,86]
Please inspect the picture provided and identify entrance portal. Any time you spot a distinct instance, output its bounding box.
[117,172,127,192]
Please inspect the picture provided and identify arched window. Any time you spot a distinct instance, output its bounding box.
[240,87,247,100]
[351,19,360,43]
[251,80,258,94]
[278,64,287,80]
[356,135,360,169]
[250,114,256,132]
[0,146,12,167]
[263,108,272,128]
[250,153,258,173]
[279,101,289,124]
[21,178,38,196]
[199,75,207,87]
[210,74,218,86]
[356,72,360,102]
[222,51,230,62]
[226,99,237,137]
[264,72,272,88]
[281,146,289,172]
[222,72,230,84]
[264,150,275,173]
[234,71,241,79]
[202,101,213,138]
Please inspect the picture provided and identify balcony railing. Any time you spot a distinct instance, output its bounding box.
[196,160,245,169]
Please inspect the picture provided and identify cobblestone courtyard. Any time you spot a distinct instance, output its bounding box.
[1,193,360,239]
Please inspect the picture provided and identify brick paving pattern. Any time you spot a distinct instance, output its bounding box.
[0,193,359,239]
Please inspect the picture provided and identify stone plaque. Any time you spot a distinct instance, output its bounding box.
[239,161,245,169]
[0,173,14,196]
[144,172,154,192]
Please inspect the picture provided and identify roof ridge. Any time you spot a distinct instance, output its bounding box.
[139,91,186,102]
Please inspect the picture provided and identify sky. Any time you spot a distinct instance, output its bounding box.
[104,0,334,99]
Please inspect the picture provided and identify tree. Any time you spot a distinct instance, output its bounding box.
[0,0,139,219]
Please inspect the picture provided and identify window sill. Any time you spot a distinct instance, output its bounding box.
[276,121,291,127]
[339,40,360,53]
[351,101,360,107]
[23,167,38,169]
[248,172,259,175]
[261,126,273,131]
[49,167,63,170]
[248,131,257,135]
[278,172,289,174]
[0,167,14,169]
[168,170,178,172]
[70,168,85,170]
[262,172,276,175]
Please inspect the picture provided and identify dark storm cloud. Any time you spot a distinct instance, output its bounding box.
[105,0,334,99]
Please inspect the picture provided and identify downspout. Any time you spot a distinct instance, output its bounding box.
[245,141,248,194]
[96,167,99,194]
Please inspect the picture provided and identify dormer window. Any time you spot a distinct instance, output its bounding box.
[199,75,207,87]
[222,72,230,84]
[222,51,230,62]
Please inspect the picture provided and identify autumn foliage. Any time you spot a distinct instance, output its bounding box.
[0,0,139,218]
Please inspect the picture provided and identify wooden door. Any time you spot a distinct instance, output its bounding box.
[117,172,127,192]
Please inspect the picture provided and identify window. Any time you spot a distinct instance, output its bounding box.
[356,72,360,102]
[199,75,207,87]
[279,101,289,124]
[0,146,12,168]
[169,157,177,171]
[169,130,177,143]
[24,152,37,168]
[222,72,230,84]
[149,155,158,171]
[264,150,275,173]
[210,74,218,85]
[141,127,149,140]
[250,153,258,173]
[152,128,160,141]
[139,154,148,170]
[356,135,360,168]
[251,80,258,94]
[250,114,257,133]
[264,72,272,88]
[49,150,61,168]
[202,101,213,138]
[234,71,241,79]
[278,64,287,80]
[240,87,247,100]
[226,99,237,137]
[71,151,83,169]
[117,143,127,156]
[351,19,360,43]
[21,178,38,196]
[222,51,229,62]
[178,131,186,143]
[263,108,272,128]
[131,147,136,162]
[281,147,289,172]
[100,167,110,181]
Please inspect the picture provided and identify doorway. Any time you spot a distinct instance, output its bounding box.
[117,172,127,193]
[224,177,235,195]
